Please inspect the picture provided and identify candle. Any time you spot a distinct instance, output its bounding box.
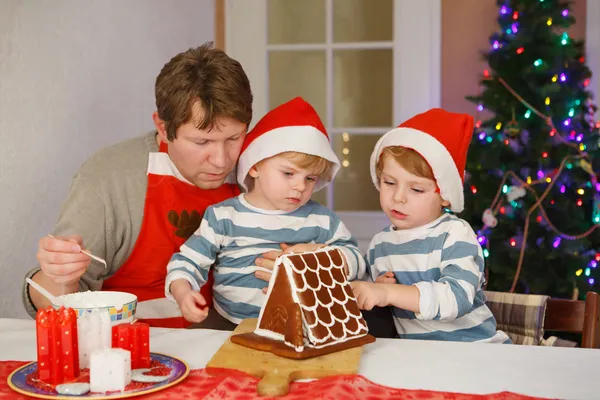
[112,322,150,369]
[90,348,131,393]
[77,309,112,369]
[36,307,80,385]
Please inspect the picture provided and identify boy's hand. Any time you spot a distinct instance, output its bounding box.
[178,291,209,323]
[350,281,388,310]
[170,279,208,323]
[255,243,292,292]
[375,271,396,284]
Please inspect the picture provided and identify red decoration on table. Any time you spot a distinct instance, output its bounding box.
[35,307,80,385]
[2,360,547,400]
[112,322,151,369]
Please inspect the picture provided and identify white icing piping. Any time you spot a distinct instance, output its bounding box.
[254,246,370,350]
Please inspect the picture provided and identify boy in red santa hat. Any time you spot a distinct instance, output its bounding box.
[351,108,510,343]
[165,97,366,327]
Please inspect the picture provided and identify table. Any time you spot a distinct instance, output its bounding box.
[1,318,598,399]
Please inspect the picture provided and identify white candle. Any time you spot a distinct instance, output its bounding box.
[77,309,111,369]
[90,348,131,393]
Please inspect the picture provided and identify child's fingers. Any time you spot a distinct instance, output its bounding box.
[261,250,283,262]
[255,270,272,282]
[262,287,268,294]
[191,292,207,307]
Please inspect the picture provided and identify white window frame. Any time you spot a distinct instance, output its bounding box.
[225,0,441,250]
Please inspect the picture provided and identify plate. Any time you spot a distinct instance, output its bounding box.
[7,353,189,399]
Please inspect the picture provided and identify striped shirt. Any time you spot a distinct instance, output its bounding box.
[368,213,510,343]
[166,194,366,324]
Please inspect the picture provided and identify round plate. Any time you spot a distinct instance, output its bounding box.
[7,353,189,399]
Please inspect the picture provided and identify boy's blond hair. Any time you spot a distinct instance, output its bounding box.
[375,146,435,181]
[256,151,335,182]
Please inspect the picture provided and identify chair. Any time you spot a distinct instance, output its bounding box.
[484,290,600,348]
[544,291,600,349]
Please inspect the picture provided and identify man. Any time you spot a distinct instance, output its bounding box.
[23,43,253,328]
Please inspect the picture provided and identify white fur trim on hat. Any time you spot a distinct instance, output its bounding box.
[237,126,340,192]
[369,127,464,213]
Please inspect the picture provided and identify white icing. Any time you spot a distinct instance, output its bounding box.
[55,291,136,311]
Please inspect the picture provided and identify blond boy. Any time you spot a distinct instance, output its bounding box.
[166,97,365,325]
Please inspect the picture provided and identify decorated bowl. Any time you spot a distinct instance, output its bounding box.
[52,291,137,324]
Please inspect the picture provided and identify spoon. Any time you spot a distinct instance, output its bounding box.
[25,278,62,306]
[47,234,107,269]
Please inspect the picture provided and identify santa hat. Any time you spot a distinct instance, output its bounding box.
[369,108,474,213]
[237,97,340,192]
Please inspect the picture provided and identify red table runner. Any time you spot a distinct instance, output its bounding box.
[0,361,547,399]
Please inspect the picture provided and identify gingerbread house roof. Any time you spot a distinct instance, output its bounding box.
[256,247,369,349]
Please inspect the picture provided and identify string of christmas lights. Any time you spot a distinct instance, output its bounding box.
[470,0,600,294]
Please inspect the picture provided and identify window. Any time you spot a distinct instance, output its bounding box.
[226,0,441,249]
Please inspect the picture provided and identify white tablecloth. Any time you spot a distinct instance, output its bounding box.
[1,318,598,399]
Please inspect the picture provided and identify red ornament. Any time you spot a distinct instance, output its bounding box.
[36,307,80,385]
[112,322,151,369]
[517,47,525,54]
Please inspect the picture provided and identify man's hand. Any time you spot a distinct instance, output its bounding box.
[350,281,389,311]
[170,279,208,324]
[37,235,91,286]
[30,234,92,310]
[375,271,396,284]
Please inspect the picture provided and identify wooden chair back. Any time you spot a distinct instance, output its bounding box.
[545,291,600,349]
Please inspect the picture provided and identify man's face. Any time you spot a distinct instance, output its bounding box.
[155,101,247,189]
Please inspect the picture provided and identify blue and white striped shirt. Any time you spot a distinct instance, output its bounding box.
[368,213,510,343]
[166,194,366,324]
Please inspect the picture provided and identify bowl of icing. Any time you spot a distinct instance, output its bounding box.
[52,291,137,324]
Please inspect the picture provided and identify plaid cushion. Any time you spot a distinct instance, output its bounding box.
[484,290,549,345]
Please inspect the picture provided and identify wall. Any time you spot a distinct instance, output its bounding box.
[0,0,215,318]
[441,0,588,115]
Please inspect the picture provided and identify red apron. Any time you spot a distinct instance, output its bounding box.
[103,140,240,328]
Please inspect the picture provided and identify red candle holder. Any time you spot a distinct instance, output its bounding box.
[36,307,80,385]
[112,322,150,369]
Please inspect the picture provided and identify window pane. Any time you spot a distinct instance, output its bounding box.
[333,0,393,42]
[333,50,392,127]
[269,51,327,124]
[333,133,382,211]
[268,0,325,44]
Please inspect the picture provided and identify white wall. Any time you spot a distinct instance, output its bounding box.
[0,0,215,318]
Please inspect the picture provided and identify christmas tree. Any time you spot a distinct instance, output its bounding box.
[465,0,600,299]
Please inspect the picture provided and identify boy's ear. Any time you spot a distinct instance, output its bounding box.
[248,165,259,178]
[441,199,451,208]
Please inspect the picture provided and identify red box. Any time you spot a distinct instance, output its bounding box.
[112,322,150,369]
[36,307,80,385]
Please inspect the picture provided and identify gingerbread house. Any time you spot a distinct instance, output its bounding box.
[231,247,375,359]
